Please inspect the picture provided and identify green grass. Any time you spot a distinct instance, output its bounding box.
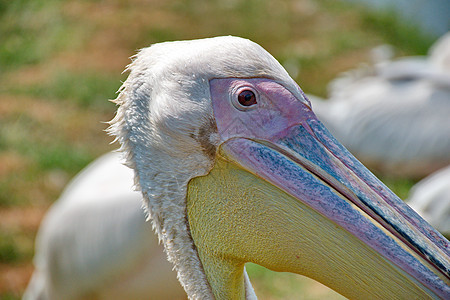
[379,176,417,200]
[0,0,67,70]
[33,144,94,172]
[4,71,121,109]
[0,232,32,264]
[0,115,96,173]
[361,8,435,55]
[0,177,27,207]
[246,263,346,299]
[0,235,22,263]
[0,293,20,300]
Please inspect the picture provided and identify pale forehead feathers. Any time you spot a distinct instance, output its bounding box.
[132,36,294,85]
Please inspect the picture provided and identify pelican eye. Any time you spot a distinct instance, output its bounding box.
[238,90,257,107]
[238,90,256,106]
[230,86,259,111]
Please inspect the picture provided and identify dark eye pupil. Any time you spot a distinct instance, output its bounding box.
[238,90,257,106]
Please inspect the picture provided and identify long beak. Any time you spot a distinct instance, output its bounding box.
[219,117,450,298]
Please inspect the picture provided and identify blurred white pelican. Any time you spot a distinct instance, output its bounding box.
[310,33,450,178]
[23,152,185,300]
[408,165,450,238]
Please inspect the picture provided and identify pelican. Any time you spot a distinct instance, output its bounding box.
[310,33,450,178]
[23,152,185,300]
[408,165,450,238]
[105,36,449,299]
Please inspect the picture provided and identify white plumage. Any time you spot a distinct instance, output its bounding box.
[408,165,450,237]
[107,36,295,299]
[23,152,185,300]
[309,33,450,178]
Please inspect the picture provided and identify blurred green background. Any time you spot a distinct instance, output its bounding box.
[0,0,438,299]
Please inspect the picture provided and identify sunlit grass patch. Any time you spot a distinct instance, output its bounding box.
[0,94,112,208]
[247,263,345,299]
[379,176,417,200]
[0,118,98,207]
[4,70,121,110]
[0,178,26,207]
[0,0,72,71]
[361,9,435,55]
[0,292,20,300]
[0,232,33,264]
[1,114,95,171]
[33,144,94,173]
[0,235,22,264]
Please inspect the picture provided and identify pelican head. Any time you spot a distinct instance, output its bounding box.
[109,36,449,299]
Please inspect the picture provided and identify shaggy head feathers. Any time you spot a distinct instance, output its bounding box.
[108,36,291,299]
